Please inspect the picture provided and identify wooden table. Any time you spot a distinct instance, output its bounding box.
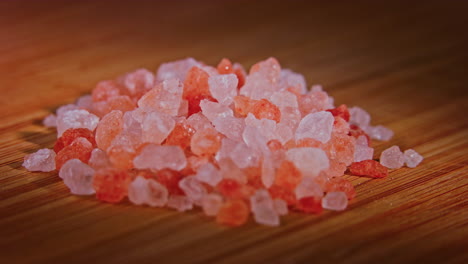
[1,1,467,263]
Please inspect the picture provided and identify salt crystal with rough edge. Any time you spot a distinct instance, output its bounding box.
[242,125,269,155]
[179,176,207,205]
[200,99,233,122]
[215,138,238,162]
[270,91,299,109]
[279,69,307,95]
[311,84,323,92]
[120,68,154,97]
[354,135,374,162]
[195,162,222,186]
[219,158,248,184]
[274,123,294,144]
[76,95,93,111]
[57,109,99,137]
[59,159,95,195]
[322,191,348,211]
[380,145,405,169]
[137,78,183,116]
[56,104,80,117]
[250,189,280,226]
[365,125,394,141]
[202,193,223,216]
[286,147,329,177]
[295,177,324,200]
[141,111,175,144]
[279,106,301,130]
[230,141,260,168]
[273,199,288,216]
[349,106,371,127]
[212,116,245,142]
[208,73,238,105]
[167,195,193,212]
[261,155,275,188]
[133,144,186,171]
[88,149,111,169]
[156,58,202,82]
[146,179,169,207]
[128,176,148,205]
[186,112,213,131]
[245,113,277,141]
[404,149,424,168]
[43,114,57,127]
[23,148,56,172]
[296,111,334,143]
[95,110,123,151]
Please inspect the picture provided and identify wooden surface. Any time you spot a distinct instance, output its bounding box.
[1,1,467,263]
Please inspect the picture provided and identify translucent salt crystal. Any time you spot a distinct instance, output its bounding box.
[365,125,394,141]
[245,113,277,141]
[137,78,183,116]
[95,110,123,151]
[202,193,223,216]
[128,176,169,207]
[279,106,301,130]
[261,155,275,188]
[270,91,299,109]
[156,58,202,82]
[295,177,324,199]
[59,159,95,195]
[167,195,193,212]
[178,99,189,117]
[195,162,222,186]
[279,69,307,94]
[215,138,238,162]
[56,104,80,117]
[141,111,175,144]
[121,68,154,96]
[354,136,374,162]
[56,109,100,136]
[273,199,288,216]
[23,148,56,172]
[75,95,93,111]
[179,176,206,205]
[349,106,371,127]
[311,84,323,92]
[219,158,248,184]
[200,99,233,122]
[146,179,169,207]
[43,114,57,127]
[298,90,332,114]
[241,57,281,100]
[250,190,280,226]
[230,141,260,168]
[128,176,148,205]
[380,145,405,169]
[208,73,238,105]
[296,111,334,143]
[186,113,213,131]
[212,116,245,142]
[274,123,294,144]
[322,191,348,211]
[134,144,186,171]
[286,147,329,177]
[404,149,424,168]
[242,125,269,154]
[88,148,111,169]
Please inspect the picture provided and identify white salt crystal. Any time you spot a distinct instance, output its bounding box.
[208,73,238,105]
[354,136,374,162]
[138,78,183,116]
[380,145,405,169]
[195,163,222,186]
[365,125,394,141]
[156,58,202,82]
[56,109,99,136]
[349,106,371,127]
[43,114,57,128]
[279,69,307,94]
[141,111,175,144]
[250,189,280,226]
[23,148,56,172]
[128,176,148,205]
[212,116,245,142]
[121,68,154,96]
[295,177,324,200]
[59,159,95,195]
[404,149,424,168]
[270,91,299,109]
[128,176,169,207]
[88,148,111,169]
[179,176,207,205]
[200,99,233,122]
[322,192,348,211]
[296,111,334,143]
[286,147,329,177]
[186,113,213,131]
[133,144,187,171]
[201,193,223,216]
[167,195,193,212]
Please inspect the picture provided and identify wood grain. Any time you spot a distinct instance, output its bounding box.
[1,1,467,263]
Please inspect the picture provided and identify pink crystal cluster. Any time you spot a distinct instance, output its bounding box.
[23,57,423,227]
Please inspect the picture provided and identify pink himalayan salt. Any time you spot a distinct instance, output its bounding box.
[43,114,57,127]
[273,199,288,216]
[95,110,123,151]
[212,116,245,142]
[242,125,269,155]
[76,95,93,111]
[167,195,193,212]
[279,69,307,95]
[208,73,238,105]
[141,111,175,144]
[245,113,277,142]
[137,78,183,116]
[133,144,187,171]
[88,148,111,169]
[380,145,405,169]
[270,90,299,109]
[59,159,95,195]
[298,90,333,116]
[128,176,169,207]
[230,141,260,168]
[200,99,233,122]
[190,127,222,156]
[178,176,207,205]
[295,177,324,200]
[57,109,100,137]
[219,158,248,184]
[286,147,329,177]
[295,111,334,143]
[23,149,56,172]
[261,155,275,188]
[365,125,394,141]
[195,162,222,186]
[156,57,202,83]
[404,149,424,168]
[250,189,280,226]
[120,68,154,97]
[56,104,80,117]
[354,135,374,162]
[186,112,212,131]
[322,191,348,211]
[241,57,281,100]
[349,106,371,127]
[202,193,223,216]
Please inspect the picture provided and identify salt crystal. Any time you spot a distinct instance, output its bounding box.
[250,189,280,226]
[202,194,223,216]
[322,191,348,211]
[296,111,334,143]
[212,116,245,142]
[88,148,111,169]
[56,104,80,117]
[141,111,175,144]
[195,163,222,186]
[230,141,260,168]
[354,135,374,162]
[167,195,193,212]
[23,148,56,172]
[349,106,371,127]
[242,125,269,155]
[273,199,288,216]
[295,177,324,200]
[59,159,95,195]
[137,78,183,116]
[75,95,93,111]
[128,176,148,205]
[179,176,207,205]
[208,73,238,105]
[365,125,394,141]
[261,155,275,188]
[200,99,233,122]
[245,113,277,141]
[120,68,154,96]
[57,109,99,136]
[380,145,405,169]
[286,147,329,177]
[129,177,169,207]
[43,114,57,128]
[404,149,424,168]
[156,58,202,82]
[279,69,307,95]
[186,113,213,131]
[270,90,299,109]
[219,158,248,184]
[133,144,186,171]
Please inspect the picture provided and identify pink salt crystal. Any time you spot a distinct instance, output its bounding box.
[56,104,80,117]
[95,110,123,151]
[298,90,332,115]
[261,155,275,188]
[146,179,169,207]
[120,68,154,97]
[322,191,348,211]
[241,58,281,100]
[245,113,277,141]
[156,58,202,82]
[230,141,261,168]
[56,109,100,136]
[270,91,299,109]
[349,106,371,127]
[186,113,213,131]
[202,193,223,216]
[59,159,95,195]
[128,176,148,205]
[215,138,238,162]
[88,148,111,169]
[250,189,280,226]
[178,99,189,117]
[274,123,294,144]
[279,69,307,95]
[23,148,56,172]
[128,176,169,207]
[404,149,424,168]
[353,135,374,162]
[278,106,301,130]
[133,144,187,171]
[219,158,248,184]
[242,125,269,154]
[311,84,323,92]
[365,125,394,141]
[286,147,329,177]
[296,111,334,143]
[200,99,233,122]
[208,73,238,105]
[179,176,207,205]
[380,145,405,169]
[273,199,288,216]
[212,116,245,142]
[295,177,324,200]
[195,162,222,186]
[43,114,57,127]
[137,78,183,116]
[141,111,175,144]
[75,95,93,111]
[167,195,193,212]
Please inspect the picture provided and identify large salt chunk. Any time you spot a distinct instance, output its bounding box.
[120,68,154,97]
[349,106,371,127]
[250,189,280,226]
[195,162,222,186]
[128,176,169,207]
[286,147,329,177]
[242,125,269,155]
[186,112,213,131]
[270,91,299,109]
[59,159,95,195]
[57,109,99,136]
[278,69,307,94]
[212,116,245,142]
[156,58,202,82]
[296,111,334,143]
[380,145,405,169]
[88,148,111,169]
[241,58,281,100]
[404,149,424,168]
[219,158,248,183]
[137,78,183,116]
[133,144,186,171]
[230,141,261,168]
[23,148,56,172]
[200,99,233,122]
[208,73,238,105]
[245,113,277,142]
[354,135,374,162]
[322,191,348,211]
[295,177,324,199]
[179,176,207,205]
[141,111,175,144]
